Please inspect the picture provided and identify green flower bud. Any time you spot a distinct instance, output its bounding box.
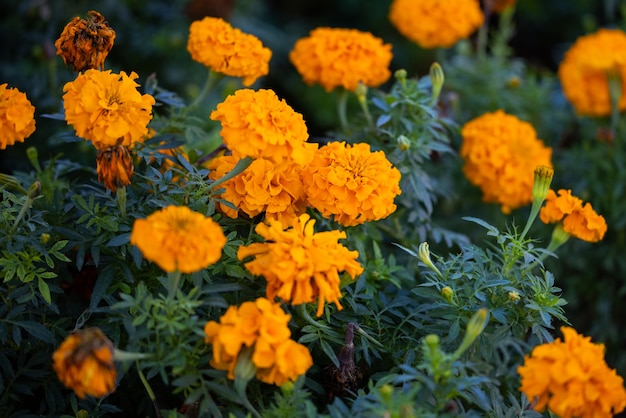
[418,242,443,278]
[441,286,454,304]
[429,62,445,104]
[532,166,554,203]
[397,135,410,151]
[40,233,51,244]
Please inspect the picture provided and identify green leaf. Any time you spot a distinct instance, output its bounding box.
[38,277,51,304]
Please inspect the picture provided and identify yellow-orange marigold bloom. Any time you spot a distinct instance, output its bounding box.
[55,10,116,72]
[62,69,155,149]
[460,110,552,214]
[539,189,582,224]
[389,0,484,49]
[237,214,364,317]
[289,27,393,92]
[204,297,313,386]
[187,17,271,86]
[558,28,626,117]
[52,327,117,399]
[130,205,227,273]
[210,88,315,165]
[301,141,402,226]
[518,326,626,418]
[0,83,36,150]
[207,155,307,226]
[96,145,134,192]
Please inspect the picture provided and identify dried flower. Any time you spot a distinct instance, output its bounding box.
[52,327,116,399]
[558,28,626,117]
[389,0,484,49]
[187,17,271,86]
[518,326,626,417]
[207,155,307,226]
[62,69,155,149]
[204,297,313,386]
[55,10,116,72]
[96,144,133,192]
[210,89,316,165]
[130,205,227,273]
[289,27,392,92]
[237,214,364,317]
[460,110,552,214]
[0,83,36,150]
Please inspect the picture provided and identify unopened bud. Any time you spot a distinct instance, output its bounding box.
[532,166,554,203]
[441,286,454,304]
[508,291,520,303]
[418,242,443,278]
[27,181,41,200]
[397,135,410,151]
[355,82,368,102]
[394,69,407,85]
[40,233,51,244]
[506,76,521,88]
[379,384,394,402]
[424,334,440,350]
[429,62,445,104]
[453,308,488,359]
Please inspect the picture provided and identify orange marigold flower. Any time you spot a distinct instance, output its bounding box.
[301,141,402,226]
[96,144,133,192]
[204,297,313,386]
[518,326,626,418]
[130,205,227,273]
[389,0,484,49]
[237,214,364,317]
[187,17,271,86]
[207,155,307,226]
[53,327,117,399]
[62,69,155,149]
[460,110,552,214]
[558,28,626,117]
[289,27,393,92]
[0,83,36,150]
[539,189,582,224]
[55,10,116,72]
[210,89,315,165]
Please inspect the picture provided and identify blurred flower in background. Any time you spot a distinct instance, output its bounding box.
[0,83,36,150]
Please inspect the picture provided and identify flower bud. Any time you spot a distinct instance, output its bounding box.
[394,69,407,85]
[355,81,368,103]
[424,334,440,350]
[397,135,410,151]
[508,291,520,303]
[506,76,521,88]
[379,384,394,402]
[441,286,454,304]
[40,233,51,244]
[418,242,443,277]
[27,181,41,200]
[532,166,554,203]
[429,62,445,104]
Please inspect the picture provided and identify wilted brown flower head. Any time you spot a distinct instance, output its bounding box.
[55,10,116,72]
[96,144,134,192]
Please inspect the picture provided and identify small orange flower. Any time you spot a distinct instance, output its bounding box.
[289,27,393,92]
[539,189,582,224]
[237,214,364,316]
[130,205,227,273]
[518,326,626,418]
[0,83,36,150]
[53,327,117,399]
[96,144,134,192]
[55,10,116,72]
[187,17,271,86]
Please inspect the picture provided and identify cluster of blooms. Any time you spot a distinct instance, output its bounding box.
[558,28,626,117]
[204,297,313,386]
[388,0,484,49]
[130,205,227,273]
[238,214,364,317]
[518,327,626,417]
[0,83,36,150]
[540,189,607,242]
[187,17,271,86]
[53,328,117,399]
[460,110,552,214]
[289,27,393,92]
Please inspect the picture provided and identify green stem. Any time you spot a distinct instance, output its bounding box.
[136,361,162,418]
[337,89,349,134]
[519,200,541,241]
[116,186,127,219]
[188,69,223,111]
[297,303,332,330]
[357,94,373,129]
[167,270,182,302]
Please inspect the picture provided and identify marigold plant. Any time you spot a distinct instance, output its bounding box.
[301,141,402,226]
[55,10,116,72]
[204,297,313,386]
[210,88,316,165]
[389,0,484,49]
[0,83,36,150]
[558,28,626,117]
[289,27,393,92]
[130,205,227,273]
[62,69,155,149]
[52,328,117,399]
[518,326,626,418]
[460,110,553,214]
[187,16,271,86]
[237,214,364,317]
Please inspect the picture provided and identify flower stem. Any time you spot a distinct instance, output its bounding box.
[167,270,182,302]
[136,361,162,418]
[188,69,222,111]
[116,186,127,219]
[337,89,349,134]
[297,303,332,330]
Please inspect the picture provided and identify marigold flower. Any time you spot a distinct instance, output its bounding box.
[55,10,116,72]
[210,88,315,165]
[0,84,36,150]
[540,189,608,243]
[96,144,133,192]
[301,141,402,226]
[187,17,271,86]
[53,327,116,399]
[130,205,227,273]
[460,110,552,214]
[237,214,364,317]
[289,27,393,92]
[207,155,307,226]
[389,0,484,49]
[558,28,626,117]
[62,69,155,149]
[518,326,626,418]
[204,297,313,386]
